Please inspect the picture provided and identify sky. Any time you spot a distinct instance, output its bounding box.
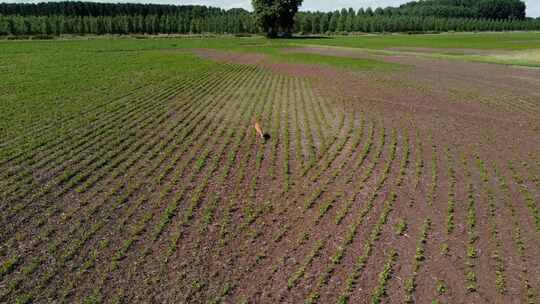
[3,0,539,17]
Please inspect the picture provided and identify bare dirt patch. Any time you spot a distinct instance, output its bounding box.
[3,44,539,304]
[194,48,346,79]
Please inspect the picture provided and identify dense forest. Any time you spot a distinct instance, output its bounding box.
[395,0,527,19]
[0,0,539,36]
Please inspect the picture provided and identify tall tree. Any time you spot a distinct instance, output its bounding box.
[252,0,303,37]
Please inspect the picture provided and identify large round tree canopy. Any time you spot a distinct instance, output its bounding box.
[252,0,303,38]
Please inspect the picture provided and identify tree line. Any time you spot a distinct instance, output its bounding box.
[395,0,527,19]
[0,2,226,17]
[0,14,256,36]
[294,10,540,34]
[0,1,539,37]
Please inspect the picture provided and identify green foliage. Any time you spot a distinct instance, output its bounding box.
[15,294,32,304]
[0,1,538,37]
[252,0,303,37]
[436,281,446,295]
[0,39,219,151]
[0,255,20,278]
[441,243,449,255]
[397,0,526,19]
[395,219,407,235]
[0,2,255,35]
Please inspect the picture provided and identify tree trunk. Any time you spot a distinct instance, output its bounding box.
[266,26,277,38]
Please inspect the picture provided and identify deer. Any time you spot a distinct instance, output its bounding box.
[253,119,270,142]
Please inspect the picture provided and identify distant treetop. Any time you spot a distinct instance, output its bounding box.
[0,1,247,17]
[0,0,527,20]
[396,0,526,19]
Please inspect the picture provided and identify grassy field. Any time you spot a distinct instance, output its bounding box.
[297,32,540,50]
[2,32,540,141]
[1,32,539,303]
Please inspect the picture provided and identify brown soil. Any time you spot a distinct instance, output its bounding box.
[1,45,538,304]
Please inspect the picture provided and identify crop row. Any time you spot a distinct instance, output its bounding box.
[166,69,271,255]
[0,82,192,257]
[334,193,399,304]
[1,64,255,302]
[60,64,265,302]
[188,78,352,302]
[0,81,175,201]
[263,115,369,295]
[199,81,368,302]
[403,219,432,303]
[476,154,507,294]
[0,65,243,259]
[508,160,540,232]
[111,68,276,302]
[85,66,269,303]
[0,67,222,224]
[304,128,399,304]
[492,162,537,303]
[461,153,478,293]
[445,147,457,234]
[0,71,214,193]
[371,249,399,304]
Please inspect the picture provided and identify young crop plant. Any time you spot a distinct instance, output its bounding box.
[310,91,328,154]
[436,281,446,295]
[461,153,478,293]
[332,120,374,223]
[475,154,507,294]
[5,65,255,303]
[198,193,218,234]
[0,255,20,279]
[414,127,424,190]
[167,87,254,247]
[81,65,263,302]
[336,193,399,304]
[0,89,160,197]
[491,161,537,302]
[310,112,353,183]
[508,160,540,232]
[428,134,438,207]
[166,69,267,252]
[1,67,237,252]
[395,218,408,236]
[404,218,431,303]
[441,243,449,256]
[396,128,410,187]
[521,160,540,190]
[2,72,218,218]
[0,95,207,298]
[316,198,335,224]
[212,71,276,252]
[287,240,324,290]
[304,187,325,210]
[371,250,398,304]
[267,75,284,181]
[300,82,317,173]
[293,81,305,170]
[281,80,292,193]
[445,147,457,234]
